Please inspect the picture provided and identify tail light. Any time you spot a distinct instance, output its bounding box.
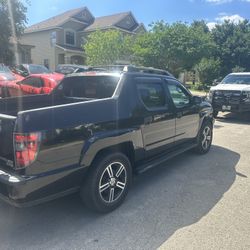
[14,132,41,168]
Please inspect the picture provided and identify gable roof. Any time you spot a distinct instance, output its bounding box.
[25,7,92,33]
[84,12,137,32]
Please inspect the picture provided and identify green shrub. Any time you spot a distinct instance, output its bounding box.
[194,58,221,85]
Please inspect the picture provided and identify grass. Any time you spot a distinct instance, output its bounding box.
[190,89,207,97]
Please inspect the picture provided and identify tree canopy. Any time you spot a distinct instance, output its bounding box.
[0,0,28,64]
[212,20,250,75]
[84,30,133,65]
[132,21,215,76]
[83,18,250,83]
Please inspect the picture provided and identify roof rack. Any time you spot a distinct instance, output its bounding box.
[123,65,173,76]
[90,64,173,77]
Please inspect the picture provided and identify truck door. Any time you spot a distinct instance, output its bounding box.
[165,80,200,144]
[135,77,176,157]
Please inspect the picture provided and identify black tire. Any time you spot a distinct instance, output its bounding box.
[80,152,132,213]
[213,110,218,118]
[195,121,213,154]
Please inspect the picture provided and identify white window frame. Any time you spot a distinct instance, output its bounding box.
[64,29,76,46]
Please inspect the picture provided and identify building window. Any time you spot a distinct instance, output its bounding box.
[44,59,49,69]
[65,30,75,46]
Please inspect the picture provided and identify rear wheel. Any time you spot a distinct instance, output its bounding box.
[80,152,132,213]
[195,121,213,154]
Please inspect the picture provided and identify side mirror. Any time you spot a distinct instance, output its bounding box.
[192,95,202,104]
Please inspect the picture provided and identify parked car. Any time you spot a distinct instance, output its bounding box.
[0,66,213,213]
[55,64,93,75]
[0,64,25,96]
[12,64,63,78]
[209,72,250,117]
[1,73,64,97]
[0,64,18,81]
[55,64,108,75]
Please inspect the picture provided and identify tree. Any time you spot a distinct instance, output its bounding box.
[132,21,215,77]
[84,30,133,65]
[194,57,221,85]
[212,20,250,75]
[232,65,246,72]
[191,20,210,33]
[0,0,28,64]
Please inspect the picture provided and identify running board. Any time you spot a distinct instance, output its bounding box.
[136,142,197,174]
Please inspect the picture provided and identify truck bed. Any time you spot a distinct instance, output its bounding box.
[0,94,110,165]
[0,94,93,116]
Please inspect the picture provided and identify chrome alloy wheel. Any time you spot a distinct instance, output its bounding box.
[99,162,127,203]
[201,126,212,150]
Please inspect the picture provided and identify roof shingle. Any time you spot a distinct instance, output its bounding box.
[25,7,86,33]
[84,12,132,31]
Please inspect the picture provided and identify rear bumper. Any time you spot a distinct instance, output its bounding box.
[0,169,30,207]
[0,165,85,207]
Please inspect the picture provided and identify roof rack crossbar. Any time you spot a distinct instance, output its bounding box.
[123,65,171,76]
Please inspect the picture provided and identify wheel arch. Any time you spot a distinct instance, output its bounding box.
[90,141,135,169]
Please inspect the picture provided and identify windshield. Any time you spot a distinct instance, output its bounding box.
[55,65,78,75]
[57,75,120,99]
[28,64,51,74]
[221,75,250,85]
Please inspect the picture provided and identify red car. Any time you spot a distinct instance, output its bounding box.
[0,64,24,96]
[2,73,64,97]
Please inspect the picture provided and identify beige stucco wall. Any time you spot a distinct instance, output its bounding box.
[20,30,57,70]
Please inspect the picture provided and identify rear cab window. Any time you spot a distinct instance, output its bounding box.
[57,75,120,99]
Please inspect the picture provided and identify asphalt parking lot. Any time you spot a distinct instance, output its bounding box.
[0,112,249,250]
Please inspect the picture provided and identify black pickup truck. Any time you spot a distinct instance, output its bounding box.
[0,66,214,213]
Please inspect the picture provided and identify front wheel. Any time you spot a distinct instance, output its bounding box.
[80,152,132,213]
[195,121,213,154]
[213,110,218,118]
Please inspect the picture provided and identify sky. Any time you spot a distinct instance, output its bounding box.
[25,0,250,29]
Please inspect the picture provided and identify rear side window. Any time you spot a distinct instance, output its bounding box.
[21,77,44,88]
[136,82,166,109]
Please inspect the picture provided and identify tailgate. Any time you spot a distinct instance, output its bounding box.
[0,114,16,167]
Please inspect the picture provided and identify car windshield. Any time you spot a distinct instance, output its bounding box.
[28,65,51,74]
[57,75,120,99]
[221,75,250,85]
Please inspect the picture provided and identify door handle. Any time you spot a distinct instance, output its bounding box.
[144,116,153,125]
[176,112,183,118]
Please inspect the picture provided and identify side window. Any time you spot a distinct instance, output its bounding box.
[136,82,166,109]
[21,77,43,88]
[167,84,190,108]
